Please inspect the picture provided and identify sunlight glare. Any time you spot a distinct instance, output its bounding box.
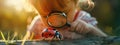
[5,0,25,11]
[5,0,34,12]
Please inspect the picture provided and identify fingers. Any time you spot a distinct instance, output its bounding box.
[71,19,91,34]
[76,20,89,34]
[70,20,79,32]
[76,22,83,33]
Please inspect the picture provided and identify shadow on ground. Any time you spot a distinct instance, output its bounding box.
[0,36,120,45]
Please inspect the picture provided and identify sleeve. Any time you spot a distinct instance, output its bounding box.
[77,11,98,26]
[27,15,41,32]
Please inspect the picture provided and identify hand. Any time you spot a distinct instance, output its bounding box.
[70,19,107,37]
[70,19,91,34]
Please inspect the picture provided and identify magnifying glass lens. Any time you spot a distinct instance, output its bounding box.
[47,14,67,27]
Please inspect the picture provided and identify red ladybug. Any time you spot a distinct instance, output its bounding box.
[41,27,62,40]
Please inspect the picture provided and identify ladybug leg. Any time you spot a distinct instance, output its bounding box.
[57,34,62,40]
[55,31,63,40]
[58,34,62,40]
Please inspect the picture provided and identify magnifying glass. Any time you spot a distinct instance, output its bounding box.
[47,11,70,28]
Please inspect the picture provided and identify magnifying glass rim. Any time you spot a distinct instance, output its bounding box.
[47,11,67,28]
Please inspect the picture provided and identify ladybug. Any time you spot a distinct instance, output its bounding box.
[41,27,62,40]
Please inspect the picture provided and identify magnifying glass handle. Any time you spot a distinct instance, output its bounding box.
[66,22,71,27]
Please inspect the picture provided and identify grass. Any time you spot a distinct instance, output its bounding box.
[0,31,25,45]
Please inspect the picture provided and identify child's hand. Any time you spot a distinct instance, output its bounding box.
[70,19,107,37]
[70,19,91,34]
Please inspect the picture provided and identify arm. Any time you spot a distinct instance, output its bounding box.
[21,15,40,45]
[71,18,107,37]
[71,11,107,37]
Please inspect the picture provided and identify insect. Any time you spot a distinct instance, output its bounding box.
[41,27,63,40]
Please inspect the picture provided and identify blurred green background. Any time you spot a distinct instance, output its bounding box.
[90,0,120,36]
[0,0,120,40]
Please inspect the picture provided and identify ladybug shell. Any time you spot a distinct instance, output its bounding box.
[42,28,55,38]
